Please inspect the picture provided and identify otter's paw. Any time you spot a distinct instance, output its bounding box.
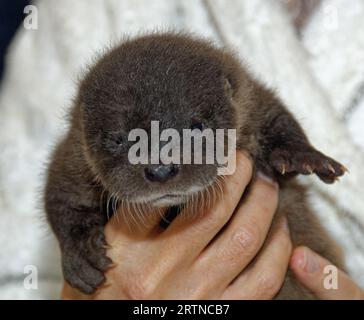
[61,227,113,294]
[270,146,347,184]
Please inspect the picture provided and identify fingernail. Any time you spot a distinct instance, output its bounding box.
[304,249,321,273]
[257,171,277,186]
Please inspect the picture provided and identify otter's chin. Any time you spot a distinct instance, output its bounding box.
[150,194,187,207]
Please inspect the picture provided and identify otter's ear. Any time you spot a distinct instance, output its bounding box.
[223,78,233,99]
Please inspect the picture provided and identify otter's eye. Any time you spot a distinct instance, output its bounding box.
[190,122,205,131]
[114,135,123,146]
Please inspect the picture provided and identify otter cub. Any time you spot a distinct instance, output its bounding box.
[45,33,346,298]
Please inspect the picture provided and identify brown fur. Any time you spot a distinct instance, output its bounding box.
[45,32,345,298]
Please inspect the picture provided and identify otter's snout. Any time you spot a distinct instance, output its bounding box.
[144,164,179,183]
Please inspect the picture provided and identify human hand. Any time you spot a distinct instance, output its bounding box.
[62,152,291,299]
[290,246,364,300]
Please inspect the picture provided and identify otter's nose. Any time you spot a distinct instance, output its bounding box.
[144,164,179,183]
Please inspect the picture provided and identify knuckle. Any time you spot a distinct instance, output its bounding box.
[222,225,261,261]
[232,225,261,254]
[124,273,156,300]
[256,271,283,298]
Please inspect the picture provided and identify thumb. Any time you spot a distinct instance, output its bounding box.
[290,246,364,300]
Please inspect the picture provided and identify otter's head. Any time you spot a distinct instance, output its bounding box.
[79,34,244,208]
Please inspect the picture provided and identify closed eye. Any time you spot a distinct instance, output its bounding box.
[114,135,123,146]
[190,122,205,131]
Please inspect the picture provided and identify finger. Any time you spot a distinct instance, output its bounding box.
[158,151,253,259]
[195,172,279,288]
[222,217,292,299]
[290,246,364,300]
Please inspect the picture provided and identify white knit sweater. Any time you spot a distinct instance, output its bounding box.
[0,0,363,299]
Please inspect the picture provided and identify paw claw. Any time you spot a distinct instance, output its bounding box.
[107,262,118,269]
[305,164,313,174]
[270,146,346,184]
[327,163,336,174]
[281,164,286,175]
